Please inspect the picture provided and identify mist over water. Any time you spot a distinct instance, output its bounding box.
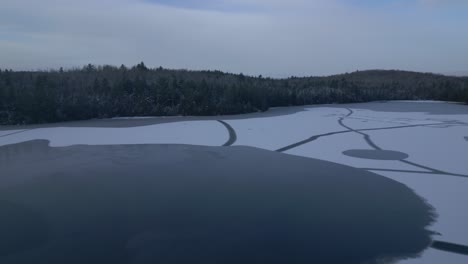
[0,141,435,264]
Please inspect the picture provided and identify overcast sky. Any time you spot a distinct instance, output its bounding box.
[1,0,467,77]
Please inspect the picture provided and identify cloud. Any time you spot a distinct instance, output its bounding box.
[0,0,467,76]
[419,0,468,6]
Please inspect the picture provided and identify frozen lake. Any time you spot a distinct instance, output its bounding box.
[1,101,467,263]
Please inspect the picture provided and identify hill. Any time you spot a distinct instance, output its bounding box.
[1,64,467,125]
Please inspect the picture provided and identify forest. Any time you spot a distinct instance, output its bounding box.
[1,62,468,125]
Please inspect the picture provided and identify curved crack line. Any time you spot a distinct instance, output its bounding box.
[339,108,468,178]
[275,122,458,153]
[0,129,32,138]
[217,120,237,147]
[338,108,382,151]
[399,160,446,175]
[431,240,468,256]
[276,108,468,178]
[276,130,350,152]
[360,168,468,178]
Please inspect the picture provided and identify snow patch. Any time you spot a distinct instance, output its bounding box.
[0,121,227,147]
[229,107,346,151]
[0,130,26,137]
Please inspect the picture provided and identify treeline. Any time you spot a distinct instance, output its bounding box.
[1,63,467,125]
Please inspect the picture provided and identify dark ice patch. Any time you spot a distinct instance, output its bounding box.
[0,200,48,257]
[343,149,409,160]
[0,140,435,264]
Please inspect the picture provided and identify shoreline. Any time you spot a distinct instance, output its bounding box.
[1,100,466,130]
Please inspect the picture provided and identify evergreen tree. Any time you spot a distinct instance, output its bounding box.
[0,66,466,125]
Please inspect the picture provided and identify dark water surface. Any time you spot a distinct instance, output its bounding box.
[0,141,435,264]
[343,149,409,161]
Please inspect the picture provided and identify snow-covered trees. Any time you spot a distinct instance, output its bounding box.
[0,65,467,125]
[465,89,468,104]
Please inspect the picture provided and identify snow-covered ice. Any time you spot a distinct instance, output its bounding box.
[0,121,228,147]
[227,107,345,151]
[285,132,427,171]
[1,100,467,263]
[367,126,468,175]
[0,130,26,137]
[376,171,468,246]
[376,171,468,264]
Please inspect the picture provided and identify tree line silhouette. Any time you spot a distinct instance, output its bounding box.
[1,63,467,124]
